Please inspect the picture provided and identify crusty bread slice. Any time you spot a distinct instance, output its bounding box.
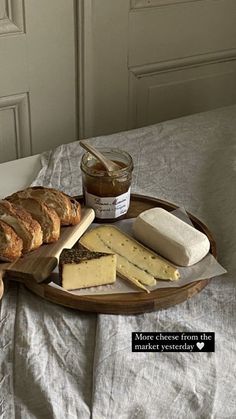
[0,220,23,261]
[30,187,72,225]
[69,198,81,225]
[0,200,43,252]
[6,196,60,243]
[7,187,81,226]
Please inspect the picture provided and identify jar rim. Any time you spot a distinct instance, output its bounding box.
[80,147,133,178]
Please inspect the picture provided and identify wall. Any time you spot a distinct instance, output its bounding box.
[80,0,236,137]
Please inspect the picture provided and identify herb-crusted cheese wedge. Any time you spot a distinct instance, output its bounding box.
[79,225,180,291]
[59,248,116,290]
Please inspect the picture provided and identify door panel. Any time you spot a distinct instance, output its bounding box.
[131,61,236,127]
[0,0,77,163]
[0,36,28,96]
[0,93,31,162]
[82,0,236,137]
[129,0,236,66]
[131,0,199,7]
[0,0,25,35]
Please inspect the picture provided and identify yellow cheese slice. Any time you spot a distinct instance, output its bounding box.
[80,225,180,291]
[80,228,154,292]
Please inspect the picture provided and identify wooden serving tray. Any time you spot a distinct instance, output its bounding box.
[2,195,216,314]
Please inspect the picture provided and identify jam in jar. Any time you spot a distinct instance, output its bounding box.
[80,148,133,221]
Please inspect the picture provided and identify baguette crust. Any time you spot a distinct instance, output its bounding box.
[31,187,72,225]
[6,196,60,243]
[7,187,81,226]
[0,220,23,261]
[69,198,81,225]
[0,200,43,252]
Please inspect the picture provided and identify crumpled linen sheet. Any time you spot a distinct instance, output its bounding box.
[1,105,236,419]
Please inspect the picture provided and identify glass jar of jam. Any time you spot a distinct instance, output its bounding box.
[80,148,133,221]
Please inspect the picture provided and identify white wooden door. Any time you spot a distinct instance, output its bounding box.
[81,0,236,137]
[0,0,77,163]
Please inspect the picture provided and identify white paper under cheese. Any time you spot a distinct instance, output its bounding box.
[133,208,210,266]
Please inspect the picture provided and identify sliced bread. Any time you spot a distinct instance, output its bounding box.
[69,198,81,225]
[0,200,43,252]
[6,196,60,243]
[0,220,23,261]
[7,187,81,225]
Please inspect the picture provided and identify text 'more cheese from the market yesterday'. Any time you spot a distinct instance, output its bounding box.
[79,225,180,292]
[133,208,210,266]
[59,248,116,290]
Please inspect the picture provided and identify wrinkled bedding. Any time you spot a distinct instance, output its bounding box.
[1,105,236,419]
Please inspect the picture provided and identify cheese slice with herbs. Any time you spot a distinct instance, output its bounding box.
[79,225,180,292]
[59,248,116,290]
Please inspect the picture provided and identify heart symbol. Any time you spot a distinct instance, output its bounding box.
[197,342,204,350]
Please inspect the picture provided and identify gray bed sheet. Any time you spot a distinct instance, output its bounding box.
[1,105,236,419]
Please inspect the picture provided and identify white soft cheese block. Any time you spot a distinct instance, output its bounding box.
[133,208,210,266]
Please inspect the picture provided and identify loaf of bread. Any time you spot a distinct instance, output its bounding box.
[0,220,23,261]
[0,186,82,262]
[7,187,81,226]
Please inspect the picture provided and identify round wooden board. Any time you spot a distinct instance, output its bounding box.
[0,273,4,301]
[19,194,216,314]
